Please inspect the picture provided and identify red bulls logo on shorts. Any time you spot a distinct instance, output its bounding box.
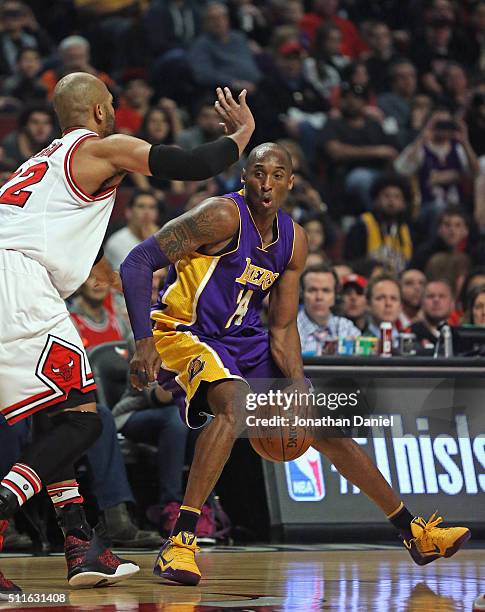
[41,339,84,393]
[51,357,74,381]
[1,335,96,425]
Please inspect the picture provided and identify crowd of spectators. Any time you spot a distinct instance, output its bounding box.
[1,0,485,273]
[3,0,485,550]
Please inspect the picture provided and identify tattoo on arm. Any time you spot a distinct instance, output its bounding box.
[155,202,231,262]
[155,210,212,261]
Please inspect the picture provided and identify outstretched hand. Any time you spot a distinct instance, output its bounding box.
[214,86,255,137]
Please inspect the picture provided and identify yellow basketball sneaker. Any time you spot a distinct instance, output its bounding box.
[403,512,470,566]
[153,531,201,585]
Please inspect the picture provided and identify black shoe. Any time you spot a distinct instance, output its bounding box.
[57,503,139,587]
[65,531,139,588]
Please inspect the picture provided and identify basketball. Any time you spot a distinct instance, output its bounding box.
[249,394,312,462]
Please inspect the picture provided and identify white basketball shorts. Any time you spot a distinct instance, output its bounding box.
[0,250,96,425]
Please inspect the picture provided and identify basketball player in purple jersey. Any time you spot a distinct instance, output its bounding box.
[121,142,470,587]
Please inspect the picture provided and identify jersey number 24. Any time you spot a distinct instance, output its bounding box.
[225,289,254,328]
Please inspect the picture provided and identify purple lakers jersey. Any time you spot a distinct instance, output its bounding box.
[151,190,295,337]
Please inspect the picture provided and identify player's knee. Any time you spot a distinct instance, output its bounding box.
[82,410,103,446]
[52,409,103,450]
[215,403,236,424]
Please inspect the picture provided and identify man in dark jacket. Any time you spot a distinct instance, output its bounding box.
[319,82,399,212]
[253,40,328,156]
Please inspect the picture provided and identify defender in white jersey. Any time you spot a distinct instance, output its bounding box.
[0,128,116,425]
[0,71,255,594]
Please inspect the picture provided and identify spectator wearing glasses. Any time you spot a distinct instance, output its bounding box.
[297,264,360,355]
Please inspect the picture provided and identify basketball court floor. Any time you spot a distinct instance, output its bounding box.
[1,543,483,611]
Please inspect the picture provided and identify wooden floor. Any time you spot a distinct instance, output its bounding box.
[1,545,484,611]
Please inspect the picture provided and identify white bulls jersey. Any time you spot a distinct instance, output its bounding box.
[0,128,116,298]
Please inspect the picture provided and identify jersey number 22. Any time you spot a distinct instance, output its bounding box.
[0,162,49,208]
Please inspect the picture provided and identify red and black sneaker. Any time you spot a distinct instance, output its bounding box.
[0,520,21,599]
[65,531,139,588]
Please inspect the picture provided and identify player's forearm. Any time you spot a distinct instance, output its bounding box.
[119,237,171,341]
[148,137,239,181]
[270,325,305,381]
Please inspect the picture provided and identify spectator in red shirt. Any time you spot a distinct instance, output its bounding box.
[69,274,132,350]
[115,75,153,135]
[300,0,368,58]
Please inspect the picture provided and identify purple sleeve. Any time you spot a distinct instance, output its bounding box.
[120,236,171,341]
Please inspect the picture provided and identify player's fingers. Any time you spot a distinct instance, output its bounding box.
[238,89,248,107]
[129,371,143,391]
[214,101,225,116]
[216,86,231,112]
[129,360,140,378]
[131,357,149,388]
[147,355,161,383]
[214,102,230,122]
[223,87,239,109]
[138,366,150,387]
